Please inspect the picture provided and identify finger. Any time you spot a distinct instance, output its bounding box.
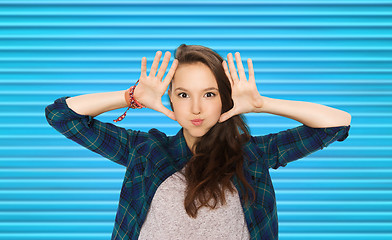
[235,52,247,81]
[227,53,239,82]
[222,60,234,87]
[247,58,255,84]
[156,51,171,80]
[219,109,235,123]
[163,59,178,86]
[149,51,162,77]
[140,57,147,79]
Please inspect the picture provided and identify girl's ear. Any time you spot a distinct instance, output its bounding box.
[168,89,172,101]
[168,88,174,111]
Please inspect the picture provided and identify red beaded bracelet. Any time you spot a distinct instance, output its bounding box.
[113,80,145,123]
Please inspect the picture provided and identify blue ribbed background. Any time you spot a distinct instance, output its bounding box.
[0,1,391,239]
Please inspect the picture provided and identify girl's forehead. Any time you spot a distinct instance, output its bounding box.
[172,62,217,88]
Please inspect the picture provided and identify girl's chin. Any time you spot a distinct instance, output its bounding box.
[183,128,209,139]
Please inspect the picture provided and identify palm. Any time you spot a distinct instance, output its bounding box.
[133,51,178,121]
[220,52,263,123]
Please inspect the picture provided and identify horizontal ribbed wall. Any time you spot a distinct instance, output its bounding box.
[0,1,390,239]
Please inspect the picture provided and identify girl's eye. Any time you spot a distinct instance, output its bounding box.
[178,92,188,98]
[205,92,216,98]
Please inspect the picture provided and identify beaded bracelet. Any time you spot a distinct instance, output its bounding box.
[113,80,145,123]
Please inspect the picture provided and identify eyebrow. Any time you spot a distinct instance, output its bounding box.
[174,87,219,92]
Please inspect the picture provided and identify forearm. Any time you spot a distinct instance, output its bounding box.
[65,90,128,117]
[257,96,351,128]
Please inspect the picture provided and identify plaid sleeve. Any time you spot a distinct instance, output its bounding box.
[45,96,146,167]
[251,124,351,169]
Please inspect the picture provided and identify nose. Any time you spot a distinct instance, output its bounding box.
[191,97,201,115]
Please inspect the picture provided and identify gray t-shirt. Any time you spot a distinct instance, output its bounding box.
[138,168,250,240]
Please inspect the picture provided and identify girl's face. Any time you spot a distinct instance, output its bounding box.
[169,62,222,149]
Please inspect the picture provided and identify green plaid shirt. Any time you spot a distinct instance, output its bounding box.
[45,96,350,240]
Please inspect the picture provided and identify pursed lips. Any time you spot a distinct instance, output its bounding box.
[191,119,203,126]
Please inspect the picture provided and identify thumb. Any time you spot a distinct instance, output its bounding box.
[219,109,236,123]
[157,105,176,121]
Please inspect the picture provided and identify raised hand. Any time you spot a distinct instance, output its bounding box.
[219,52,264,123]
[133,51,178,121]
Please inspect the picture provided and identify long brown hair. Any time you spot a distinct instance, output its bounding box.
[172,44,255,218]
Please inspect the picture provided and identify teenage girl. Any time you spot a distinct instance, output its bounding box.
[45,44,351,240]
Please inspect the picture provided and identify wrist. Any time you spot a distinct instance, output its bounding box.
[124,88,131,106]
[113,81,145,123]
[253,95,269,113]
